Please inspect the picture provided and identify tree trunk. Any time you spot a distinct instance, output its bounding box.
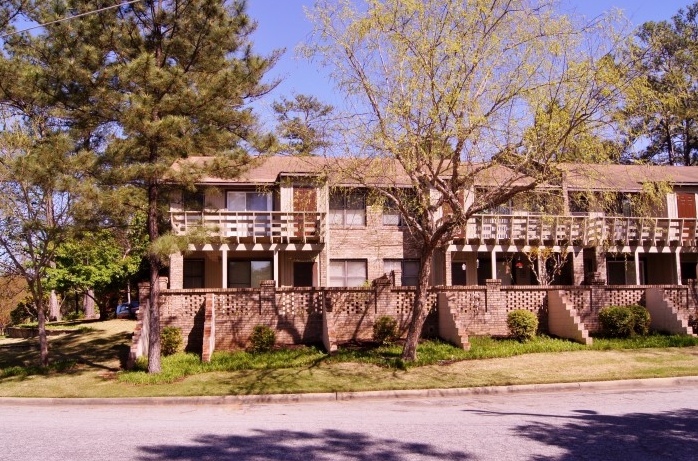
[36,297,49,367]
[401,249,434,361]
[147,181,162,373]
[83,288,95,319]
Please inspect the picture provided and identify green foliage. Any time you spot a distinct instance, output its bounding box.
[599,305,651,338]
[621,3,698,165]
[161,327,183,356]
[273,94,333,156]
[249,325,276,353]
[10,297,38,325]
[373,316,399,345]
[64,311,86,322]
[628,304,651,336]
[507,310,539,342]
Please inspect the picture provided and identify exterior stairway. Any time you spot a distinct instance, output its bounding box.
[437,293,471,350]
[645,289,697,337]
[547,290,593,345]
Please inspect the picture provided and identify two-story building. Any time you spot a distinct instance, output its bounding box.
[167,156,698,290]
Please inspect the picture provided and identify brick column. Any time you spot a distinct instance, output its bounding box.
[445,250,453,286]
[485,279,507,335]
[571,246,584,285]
[202,293,215,363]
[392,269,402,287]
[127,282,151,369]
[169,253,184,289]
[260,280,276,315]
[590,272,607,329]
[594,249,607,283]
[374,276,392,317]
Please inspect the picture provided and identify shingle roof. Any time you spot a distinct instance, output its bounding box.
[561,163,698,191]
[172,156,698,191]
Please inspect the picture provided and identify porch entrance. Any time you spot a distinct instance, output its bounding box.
[293,261,315,287]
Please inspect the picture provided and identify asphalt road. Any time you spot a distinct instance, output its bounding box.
[1,383,697,461]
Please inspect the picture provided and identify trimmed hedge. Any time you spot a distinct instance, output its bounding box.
[249,325,276,352]
[373,316,399,345]
[599,305,651,338]
[507,309,538,342]
[161,327,183,356]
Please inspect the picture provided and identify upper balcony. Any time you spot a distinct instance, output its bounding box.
[456,214,698,247]
[170,210,326,244]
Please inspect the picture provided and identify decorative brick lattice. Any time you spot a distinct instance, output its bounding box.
[216,292,258,316]
[607,288,645,307]
[563,288,592,312]
[663,287,690,316]
[449,290,486,315]
[394,290,439,315]
[276,290,324,316]
[161,293,205,320]
[664,288,687,310]
[504,288,547,313]
[327,290,373,315]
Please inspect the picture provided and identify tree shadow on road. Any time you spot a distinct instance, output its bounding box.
[135,428,472,460]
[467,406,698,460]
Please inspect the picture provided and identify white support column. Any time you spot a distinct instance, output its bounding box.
[221,247,228,288]
[274,249,279,287]
[634,248,640,285]
[676,248,682,285]
[491,249,497,280]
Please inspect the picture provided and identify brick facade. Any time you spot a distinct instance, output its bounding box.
[129,277,698,364]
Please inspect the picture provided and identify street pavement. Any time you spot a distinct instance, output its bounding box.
[1,379,697,460]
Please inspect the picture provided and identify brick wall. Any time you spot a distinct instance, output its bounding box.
[131,279,698,362]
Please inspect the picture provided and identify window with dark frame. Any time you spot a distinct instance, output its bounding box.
[228,260,273,288]
[183,259,205,288]
[384,259,420,286]
[329,189,366,226]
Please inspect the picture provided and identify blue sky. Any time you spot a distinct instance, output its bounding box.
[247,0,694,126]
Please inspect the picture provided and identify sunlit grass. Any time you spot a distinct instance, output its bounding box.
[117,333,698,385]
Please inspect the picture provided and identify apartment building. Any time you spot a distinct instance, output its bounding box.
[167,156,698,290]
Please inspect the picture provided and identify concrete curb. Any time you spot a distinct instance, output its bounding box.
[2,376,698,406]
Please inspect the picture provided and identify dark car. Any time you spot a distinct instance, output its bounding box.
[115,301,140,319]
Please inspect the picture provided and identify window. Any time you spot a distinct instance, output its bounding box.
[329,260,367,287]
[384,259,420,286]
[182,189,205,210]
[183,259,205,288]
[383,197,406,226]
[329,190,365,226]
[227,191,272,212]
[228,260,273,288]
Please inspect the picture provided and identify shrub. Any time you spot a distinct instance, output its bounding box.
[373,316,399,345]
[598,305,651,338]
[249,325,276,353]
[161,327,183,356]
[507,310,538,342]
[64,311,86,322]
[628,304,651,336]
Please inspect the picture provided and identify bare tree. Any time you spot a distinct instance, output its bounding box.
[307,0,631,360]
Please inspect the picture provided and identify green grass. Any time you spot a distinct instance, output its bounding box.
[117,334,698,385]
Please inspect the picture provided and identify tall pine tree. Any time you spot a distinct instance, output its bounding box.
[2,1,278,372]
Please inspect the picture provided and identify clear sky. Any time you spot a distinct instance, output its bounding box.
[246,0,694,126]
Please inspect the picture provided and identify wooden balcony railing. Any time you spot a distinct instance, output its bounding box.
[170,211,325,243]
[457,215,698,247]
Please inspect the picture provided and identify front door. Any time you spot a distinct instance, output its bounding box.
[677,193,696,218]
[293,261,315,287]
[293,186,317,238]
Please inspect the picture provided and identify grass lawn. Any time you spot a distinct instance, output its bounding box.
[0,319,697,398]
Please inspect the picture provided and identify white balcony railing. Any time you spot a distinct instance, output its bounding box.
[170,211,325,243]
[458,215,698,246]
